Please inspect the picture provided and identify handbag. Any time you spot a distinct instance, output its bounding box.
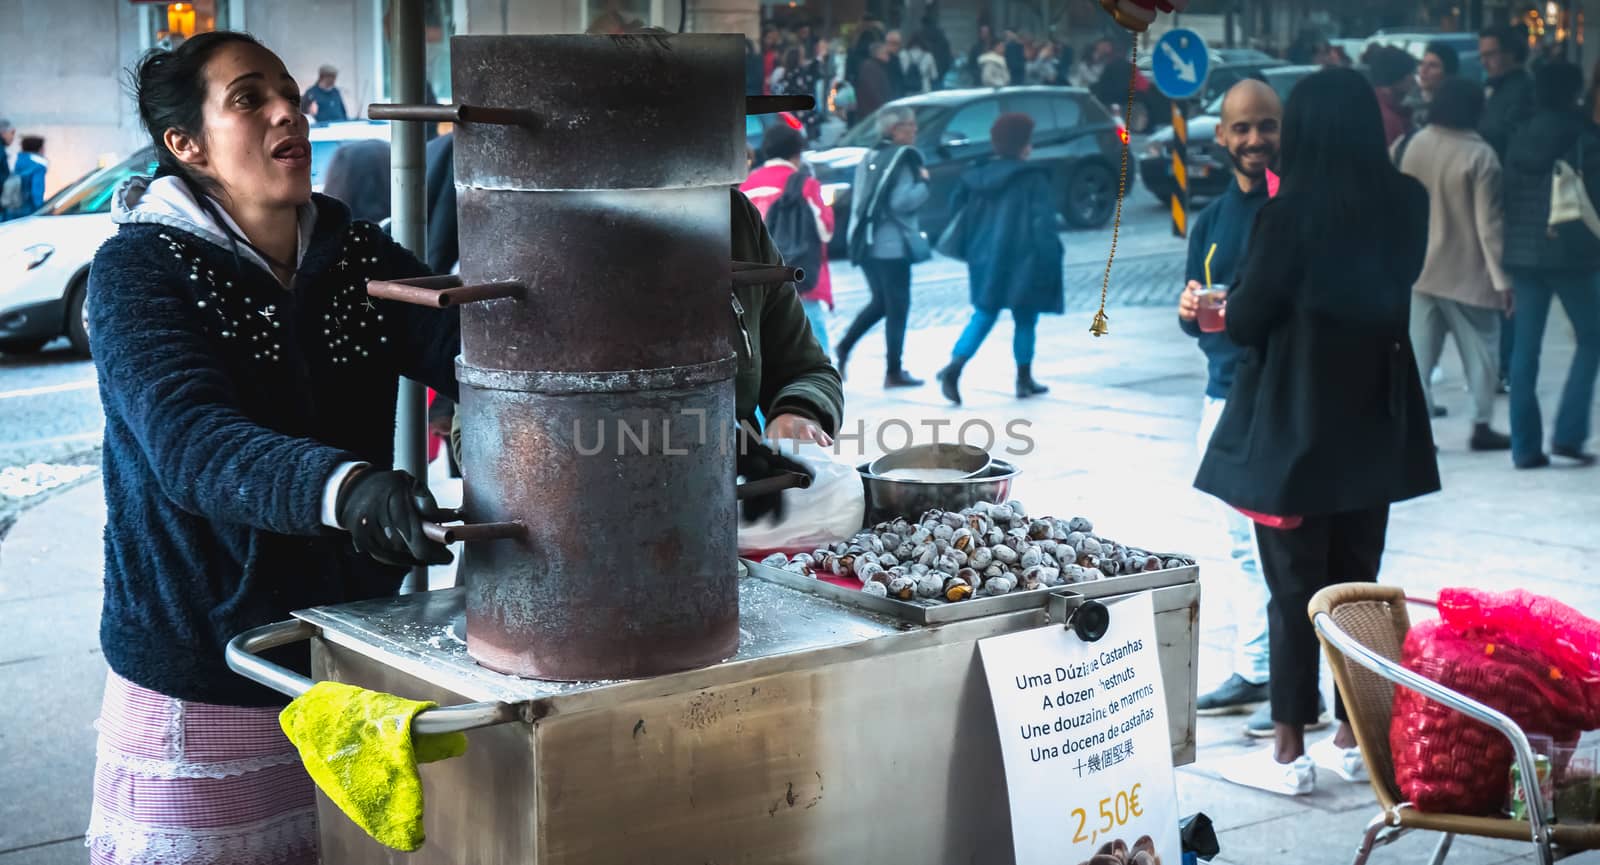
[1549,132,1600,241]
[904,226,933,263]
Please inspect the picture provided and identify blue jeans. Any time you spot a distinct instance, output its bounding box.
[801,298,830,357]
[952,308,1039,364]
[1510,271,1600,462]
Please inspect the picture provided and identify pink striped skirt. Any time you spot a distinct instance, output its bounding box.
[87,672,320,865]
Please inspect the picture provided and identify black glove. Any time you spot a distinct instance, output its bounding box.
[335,469,454,567]
[736,426,815,525]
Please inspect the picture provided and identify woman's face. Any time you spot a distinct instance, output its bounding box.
[1418,52,1447,94]
[171,41,311,211]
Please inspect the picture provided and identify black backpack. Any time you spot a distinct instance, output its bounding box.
[763,168,822,294]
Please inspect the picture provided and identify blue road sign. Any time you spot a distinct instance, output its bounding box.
[1152,29,1210,101]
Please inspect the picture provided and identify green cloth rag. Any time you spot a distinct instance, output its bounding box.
[279,681,468,852]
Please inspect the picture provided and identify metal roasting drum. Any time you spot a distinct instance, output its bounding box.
[367,34,812,681]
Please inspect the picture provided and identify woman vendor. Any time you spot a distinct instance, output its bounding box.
[86,32,460,864]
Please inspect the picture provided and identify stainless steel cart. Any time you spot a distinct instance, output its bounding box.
[229,565,1199,864]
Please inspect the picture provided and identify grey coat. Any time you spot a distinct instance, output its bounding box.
[849,143,930,261]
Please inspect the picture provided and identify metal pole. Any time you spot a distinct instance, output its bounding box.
[390,0,429,594]
[1170,100,1189,238]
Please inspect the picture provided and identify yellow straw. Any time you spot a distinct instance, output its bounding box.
[1204,243,1218,290]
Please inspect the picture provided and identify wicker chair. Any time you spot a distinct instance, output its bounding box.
[1308,583,1600,865]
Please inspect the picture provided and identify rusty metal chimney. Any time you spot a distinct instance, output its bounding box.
[372,34,756,681]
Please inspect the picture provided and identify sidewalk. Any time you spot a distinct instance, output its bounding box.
[1,304,1596,864]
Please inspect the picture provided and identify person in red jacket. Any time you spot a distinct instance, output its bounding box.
[739,123,836,357]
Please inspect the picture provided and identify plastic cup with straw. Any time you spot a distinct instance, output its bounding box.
[1198,242,1227,333]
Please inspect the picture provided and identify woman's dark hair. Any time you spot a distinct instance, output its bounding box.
[782,46,803,72]
[20,136,43,154]
[1535,60,1584,111]
[1368,45,1417,88]
[1423,41,1460,76]
[762,123,806,161]
[1480,24,1529,64]
[990,112,1034,159]
[1429,76,1484,129]
[1276,68,1406,244]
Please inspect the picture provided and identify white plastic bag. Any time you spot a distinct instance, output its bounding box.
[737,441,865,556]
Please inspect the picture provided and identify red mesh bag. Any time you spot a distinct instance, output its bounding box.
[1391,618,1593,814]
[1438,588,1600,726]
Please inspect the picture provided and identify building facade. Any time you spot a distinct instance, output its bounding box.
[0,0,764,199]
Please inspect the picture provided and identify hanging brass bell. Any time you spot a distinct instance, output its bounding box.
[1090,311,1110,337]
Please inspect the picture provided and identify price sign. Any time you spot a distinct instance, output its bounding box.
[978,592,1180,865]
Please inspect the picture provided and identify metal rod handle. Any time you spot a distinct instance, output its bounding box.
[747,95,815,115]
[735,471,813,500]
[370,102,543,129]
[368,279,526,308]
[732,265,804,286]
[225,620,521,735]
[422,520,526,545]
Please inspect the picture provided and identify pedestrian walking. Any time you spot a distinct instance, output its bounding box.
[1197,67,1439,797]
[1175,80,1279,732]
[967,24,996,79]
[977,40,1010,88]
[901,34,939,95]
[1481,24,1536,392]
[935,113,1063,404]
[1406,41,1458,127]
[740,124,836,355]
[1003,31,1027,86]
[919,6,954,87]
[1396,77,1513,452]
[1369,46,1417,146]
[0,119,13,214]
[1026,41,1060,85]
[301,63,348,122]
[1501,61,1600,468]
[854,40,896,120]
[836,105,929,389]
[1,135,46,219]
[319,138,390,224]
[84,32,462,864]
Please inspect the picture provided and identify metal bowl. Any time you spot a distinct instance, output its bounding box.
[868,442,992,481]
[856,459,1020,526]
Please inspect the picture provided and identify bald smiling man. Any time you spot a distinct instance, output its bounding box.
[1178,79,1288,737]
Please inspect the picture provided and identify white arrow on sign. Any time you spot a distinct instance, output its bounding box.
[1161,41,1198,84]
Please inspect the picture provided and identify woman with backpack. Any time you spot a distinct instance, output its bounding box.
[739,124,835,358]
[935,113,1063,404]
[1502,61,1600,468]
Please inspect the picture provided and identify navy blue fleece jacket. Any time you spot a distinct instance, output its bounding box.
[1179,179,1268,399]
[89,182,458,706]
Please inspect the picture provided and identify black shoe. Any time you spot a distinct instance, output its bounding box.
[884,370,924,388]
[1553,446,1598,466]
[1197,674,1270,716]
[1016,363,1049,398]
[1469,424,1512,452]
[937,359,966,406]
[1515,453,1552,469]
[1431,404,1448,419]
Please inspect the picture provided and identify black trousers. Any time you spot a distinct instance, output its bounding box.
[1254,505,1390,727]
[837,258,912,372]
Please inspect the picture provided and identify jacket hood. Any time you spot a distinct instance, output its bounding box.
[1506,110,1588,174]
[961,159,1049,194]
[113,174,321,276]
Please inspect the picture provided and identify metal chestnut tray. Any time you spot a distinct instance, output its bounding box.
[741,558,1199,626]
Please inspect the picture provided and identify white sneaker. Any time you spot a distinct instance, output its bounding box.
[1217,748,1316,797]
[1309,737,1368,783]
